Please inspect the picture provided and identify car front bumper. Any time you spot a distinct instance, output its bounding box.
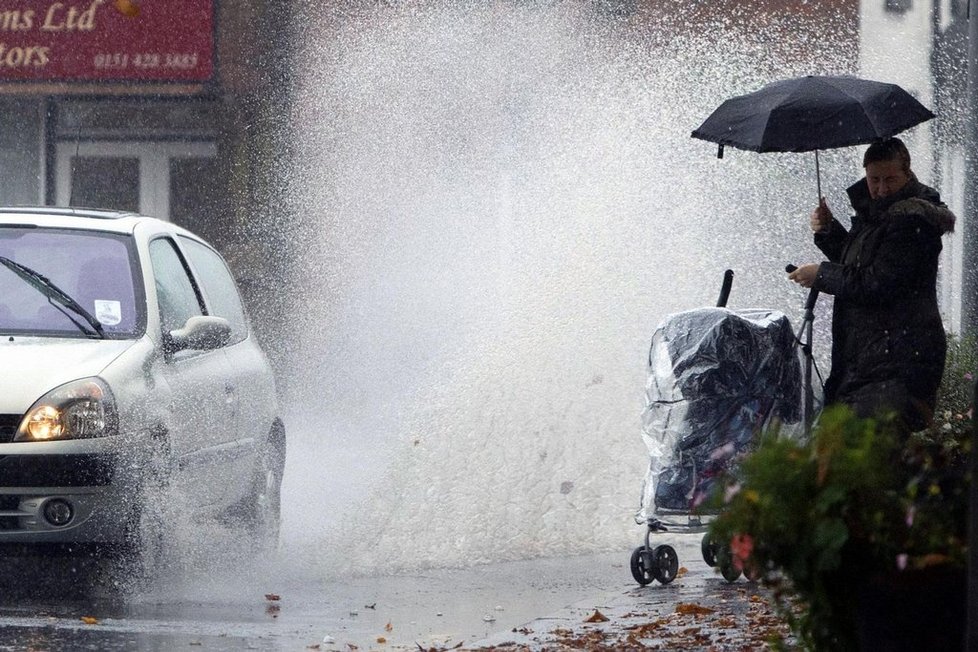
[0,436,149,547]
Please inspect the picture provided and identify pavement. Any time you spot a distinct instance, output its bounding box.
[463,532,794,651]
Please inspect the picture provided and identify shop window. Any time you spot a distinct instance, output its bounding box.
[884,0,912,13]
[70,157,140,212]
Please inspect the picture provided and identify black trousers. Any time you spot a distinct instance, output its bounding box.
[831,378,935,436]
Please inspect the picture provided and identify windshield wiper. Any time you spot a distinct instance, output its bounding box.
[0,256,106,339]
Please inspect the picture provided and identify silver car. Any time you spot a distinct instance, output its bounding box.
[0,207,284,566]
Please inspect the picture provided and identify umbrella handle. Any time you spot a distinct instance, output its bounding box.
[815,149,822,200]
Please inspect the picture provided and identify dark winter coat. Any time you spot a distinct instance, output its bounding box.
[812,174,956,431]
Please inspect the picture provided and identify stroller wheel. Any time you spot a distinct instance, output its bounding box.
[701,532,719,567]
[716,546,742,583]
[651,545,679,584]
[743,560,762,582]
[630,546,655,586]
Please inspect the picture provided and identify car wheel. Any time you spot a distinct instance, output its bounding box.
[247,421,285,553]
[127,486,166,578]
[117,439,172,583]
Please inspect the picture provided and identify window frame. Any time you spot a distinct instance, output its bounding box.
[147,235,207,336]
[176,234,250,345]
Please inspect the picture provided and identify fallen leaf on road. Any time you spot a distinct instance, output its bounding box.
[675,603,715,616]
[553,628,609,647]
[416,643,465,651]
[376,636,387,643]
[80,616,98,625]
[385,621,393,632]
[583,609,609,623]
[625,618,669,633]
[265,594,281,601]
[307,646,320,650]
[677,566,689,577]
[624,618,667,636]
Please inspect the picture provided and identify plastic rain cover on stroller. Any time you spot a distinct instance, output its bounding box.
[636,307,803,524]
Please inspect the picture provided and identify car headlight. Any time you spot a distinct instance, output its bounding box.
[15,378,119,441]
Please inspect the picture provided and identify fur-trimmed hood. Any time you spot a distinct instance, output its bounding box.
[846,173,956,235]
[887,196,956,234]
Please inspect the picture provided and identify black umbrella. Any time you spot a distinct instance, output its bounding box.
[691,75,935,197]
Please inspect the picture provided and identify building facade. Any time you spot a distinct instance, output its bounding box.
[0,0,298,379]
[0,1,219,223]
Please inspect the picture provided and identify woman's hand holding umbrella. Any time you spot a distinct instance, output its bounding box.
[812,198,833,233]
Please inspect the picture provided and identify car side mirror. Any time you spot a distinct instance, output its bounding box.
[168,315,232,352]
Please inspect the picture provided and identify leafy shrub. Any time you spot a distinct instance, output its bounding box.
[707,333,973,650]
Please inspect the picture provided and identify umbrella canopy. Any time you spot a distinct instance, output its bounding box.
[691,75,935,154]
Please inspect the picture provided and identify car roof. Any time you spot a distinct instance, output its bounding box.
[0,206,199,240]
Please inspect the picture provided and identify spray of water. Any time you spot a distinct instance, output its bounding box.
[282,2,856,573]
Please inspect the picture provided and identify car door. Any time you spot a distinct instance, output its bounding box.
[177,235,276,502]
[148,236,235,507]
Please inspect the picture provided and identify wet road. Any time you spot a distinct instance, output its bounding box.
[0,546,633,651]
[0,429,644,651]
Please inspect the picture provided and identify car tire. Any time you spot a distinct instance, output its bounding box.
[117,437,172,583]
[246,420,285,553]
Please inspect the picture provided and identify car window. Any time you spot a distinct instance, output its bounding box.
[149,238,203,333]
[178,236,249,343]
[0,226,144,338]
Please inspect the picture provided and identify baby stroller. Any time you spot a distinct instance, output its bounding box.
[630,271,804,585]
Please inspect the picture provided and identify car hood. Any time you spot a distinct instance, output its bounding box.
[0,337,137,412]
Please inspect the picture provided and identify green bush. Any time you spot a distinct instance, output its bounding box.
[707,333,973,650]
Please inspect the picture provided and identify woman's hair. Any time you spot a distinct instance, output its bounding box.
[863,137,911,173]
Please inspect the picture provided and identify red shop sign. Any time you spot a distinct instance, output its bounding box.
[0,0,213,82]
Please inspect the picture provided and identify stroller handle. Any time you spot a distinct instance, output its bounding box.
[716,269,734,308]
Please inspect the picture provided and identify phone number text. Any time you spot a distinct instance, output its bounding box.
[93,53,200,70]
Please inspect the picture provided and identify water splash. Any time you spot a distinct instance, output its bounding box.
[283,2,856,572]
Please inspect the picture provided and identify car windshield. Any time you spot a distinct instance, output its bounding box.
[0,226,145,339]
